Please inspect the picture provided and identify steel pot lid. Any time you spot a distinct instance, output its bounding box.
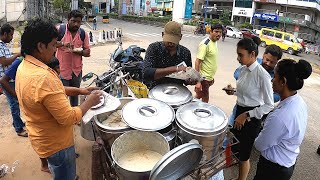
[150,142,203,180]
[148,83,193,107]
[121,98,175,131]
[176,102,228,136]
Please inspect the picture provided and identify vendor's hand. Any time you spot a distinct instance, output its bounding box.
[185,78,198,85]
[86,90,103,107]
[79,87,100,95]
[177,65,187,72]
[234,112,247,130]
[194,82,202,93]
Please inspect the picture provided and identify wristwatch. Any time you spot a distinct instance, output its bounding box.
[246,112,251,122]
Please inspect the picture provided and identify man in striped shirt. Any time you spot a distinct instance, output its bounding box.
[0,23,27,137]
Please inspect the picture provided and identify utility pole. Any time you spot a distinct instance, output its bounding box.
[284,0,288,31]
[203,0,209,25]
[118,0,122,17]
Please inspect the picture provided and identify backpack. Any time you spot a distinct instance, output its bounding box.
[58,24,85,42]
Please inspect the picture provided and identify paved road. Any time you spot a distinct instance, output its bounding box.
[89,19,320,180]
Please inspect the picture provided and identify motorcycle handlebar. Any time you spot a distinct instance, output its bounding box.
[140,48,146,52]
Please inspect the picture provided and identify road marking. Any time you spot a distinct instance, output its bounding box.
[125,33,141,37]
[124,32,204,39]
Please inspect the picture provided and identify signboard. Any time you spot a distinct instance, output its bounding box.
[254,0,276,3]
[184,0,193,19]
[253,13,278,21]
[233,8,253,18]
[278,16,293,23]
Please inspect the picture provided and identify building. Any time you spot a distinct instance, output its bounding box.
[253,0,320,43]
[156,0,174,15]
[0,0,52,23]
[200,0,233,18]
[230,0,320,43]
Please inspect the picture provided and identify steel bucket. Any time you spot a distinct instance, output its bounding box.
[111,130,170,180]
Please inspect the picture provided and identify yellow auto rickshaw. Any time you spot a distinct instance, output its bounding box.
[88,15,95,22]
[102,15,110,23]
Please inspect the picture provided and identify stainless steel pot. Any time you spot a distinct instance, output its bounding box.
[111,130,170,180]
[94,97,135,147]
[122,98,177,149]
[148,83,193,109]
[176,102,228,162]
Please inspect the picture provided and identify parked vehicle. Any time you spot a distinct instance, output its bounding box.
[226,26,243,39]
[240,28,258,38]
[102,15,110,23]
[253,29,261,36]
[82,35,145,94]
[259,28,303,55]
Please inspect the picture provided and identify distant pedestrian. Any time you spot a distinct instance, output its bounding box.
[0,23,27,137]
[93,17,97,30]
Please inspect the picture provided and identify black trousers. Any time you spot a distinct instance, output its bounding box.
[231,105,261,161]
[254,155,295,180]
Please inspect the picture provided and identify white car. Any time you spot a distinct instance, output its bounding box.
[253,29,261,35]
[226,26,243,39]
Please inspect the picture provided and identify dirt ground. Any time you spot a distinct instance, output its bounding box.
[0,40,140,180]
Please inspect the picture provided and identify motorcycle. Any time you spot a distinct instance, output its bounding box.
[194,26,206,36]
[82,34,146,94]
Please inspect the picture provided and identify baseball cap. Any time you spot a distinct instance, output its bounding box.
[163,21,182,45]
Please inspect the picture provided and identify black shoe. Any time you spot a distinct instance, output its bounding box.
[317,145,320,155]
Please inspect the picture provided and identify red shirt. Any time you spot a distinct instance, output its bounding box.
[56,24,90,80]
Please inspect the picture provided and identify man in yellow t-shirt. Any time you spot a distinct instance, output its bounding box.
[195,23,223,102]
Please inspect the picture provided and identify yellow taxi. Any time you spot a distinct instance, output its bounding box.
[259,28,303,55]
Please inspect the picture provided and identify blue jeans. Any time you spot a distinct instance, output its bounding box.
[93,23,97,30]
[47,146,76,180]
[1,82,25,133]
[61,72,82,107]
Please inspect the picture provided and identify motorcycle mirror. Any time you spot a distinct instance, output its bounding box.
[82,72,94,82]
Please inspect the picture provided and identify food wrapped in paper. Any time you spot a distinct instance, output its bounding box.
[166,67,203,81]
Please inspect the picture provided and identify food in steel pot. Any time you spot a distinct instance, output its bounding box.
[102,110,126,128]
[118,150,163,172]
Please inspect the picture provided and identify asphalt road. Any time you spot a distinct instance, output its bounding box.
[89,18,320,180]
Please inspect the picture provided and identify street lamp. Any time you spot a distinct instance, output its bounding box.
[284,0,288,31]
[204,0,209,25]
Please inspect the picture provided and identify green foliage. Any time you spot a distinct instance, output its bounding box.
[219,11,232,26]
[238,22,253,29]
[120,15,171,23]
[53,0,71,12]
[78,0,91,9]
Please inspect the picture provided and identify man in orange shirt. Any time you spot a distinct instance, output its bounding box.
[16,18,101,179]
[56,10,90,107]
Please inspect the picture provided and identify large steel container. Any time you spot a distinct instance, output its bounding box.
[121,98,178,149]
[176,102,228,162]
[94,97,135,147]
[148,83,193,110]
[111,130,170,180]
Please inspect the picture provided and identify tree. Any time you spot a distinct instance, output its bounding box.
[78,0,92,9]
[219,11,232,26]
[53,0,71,14]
